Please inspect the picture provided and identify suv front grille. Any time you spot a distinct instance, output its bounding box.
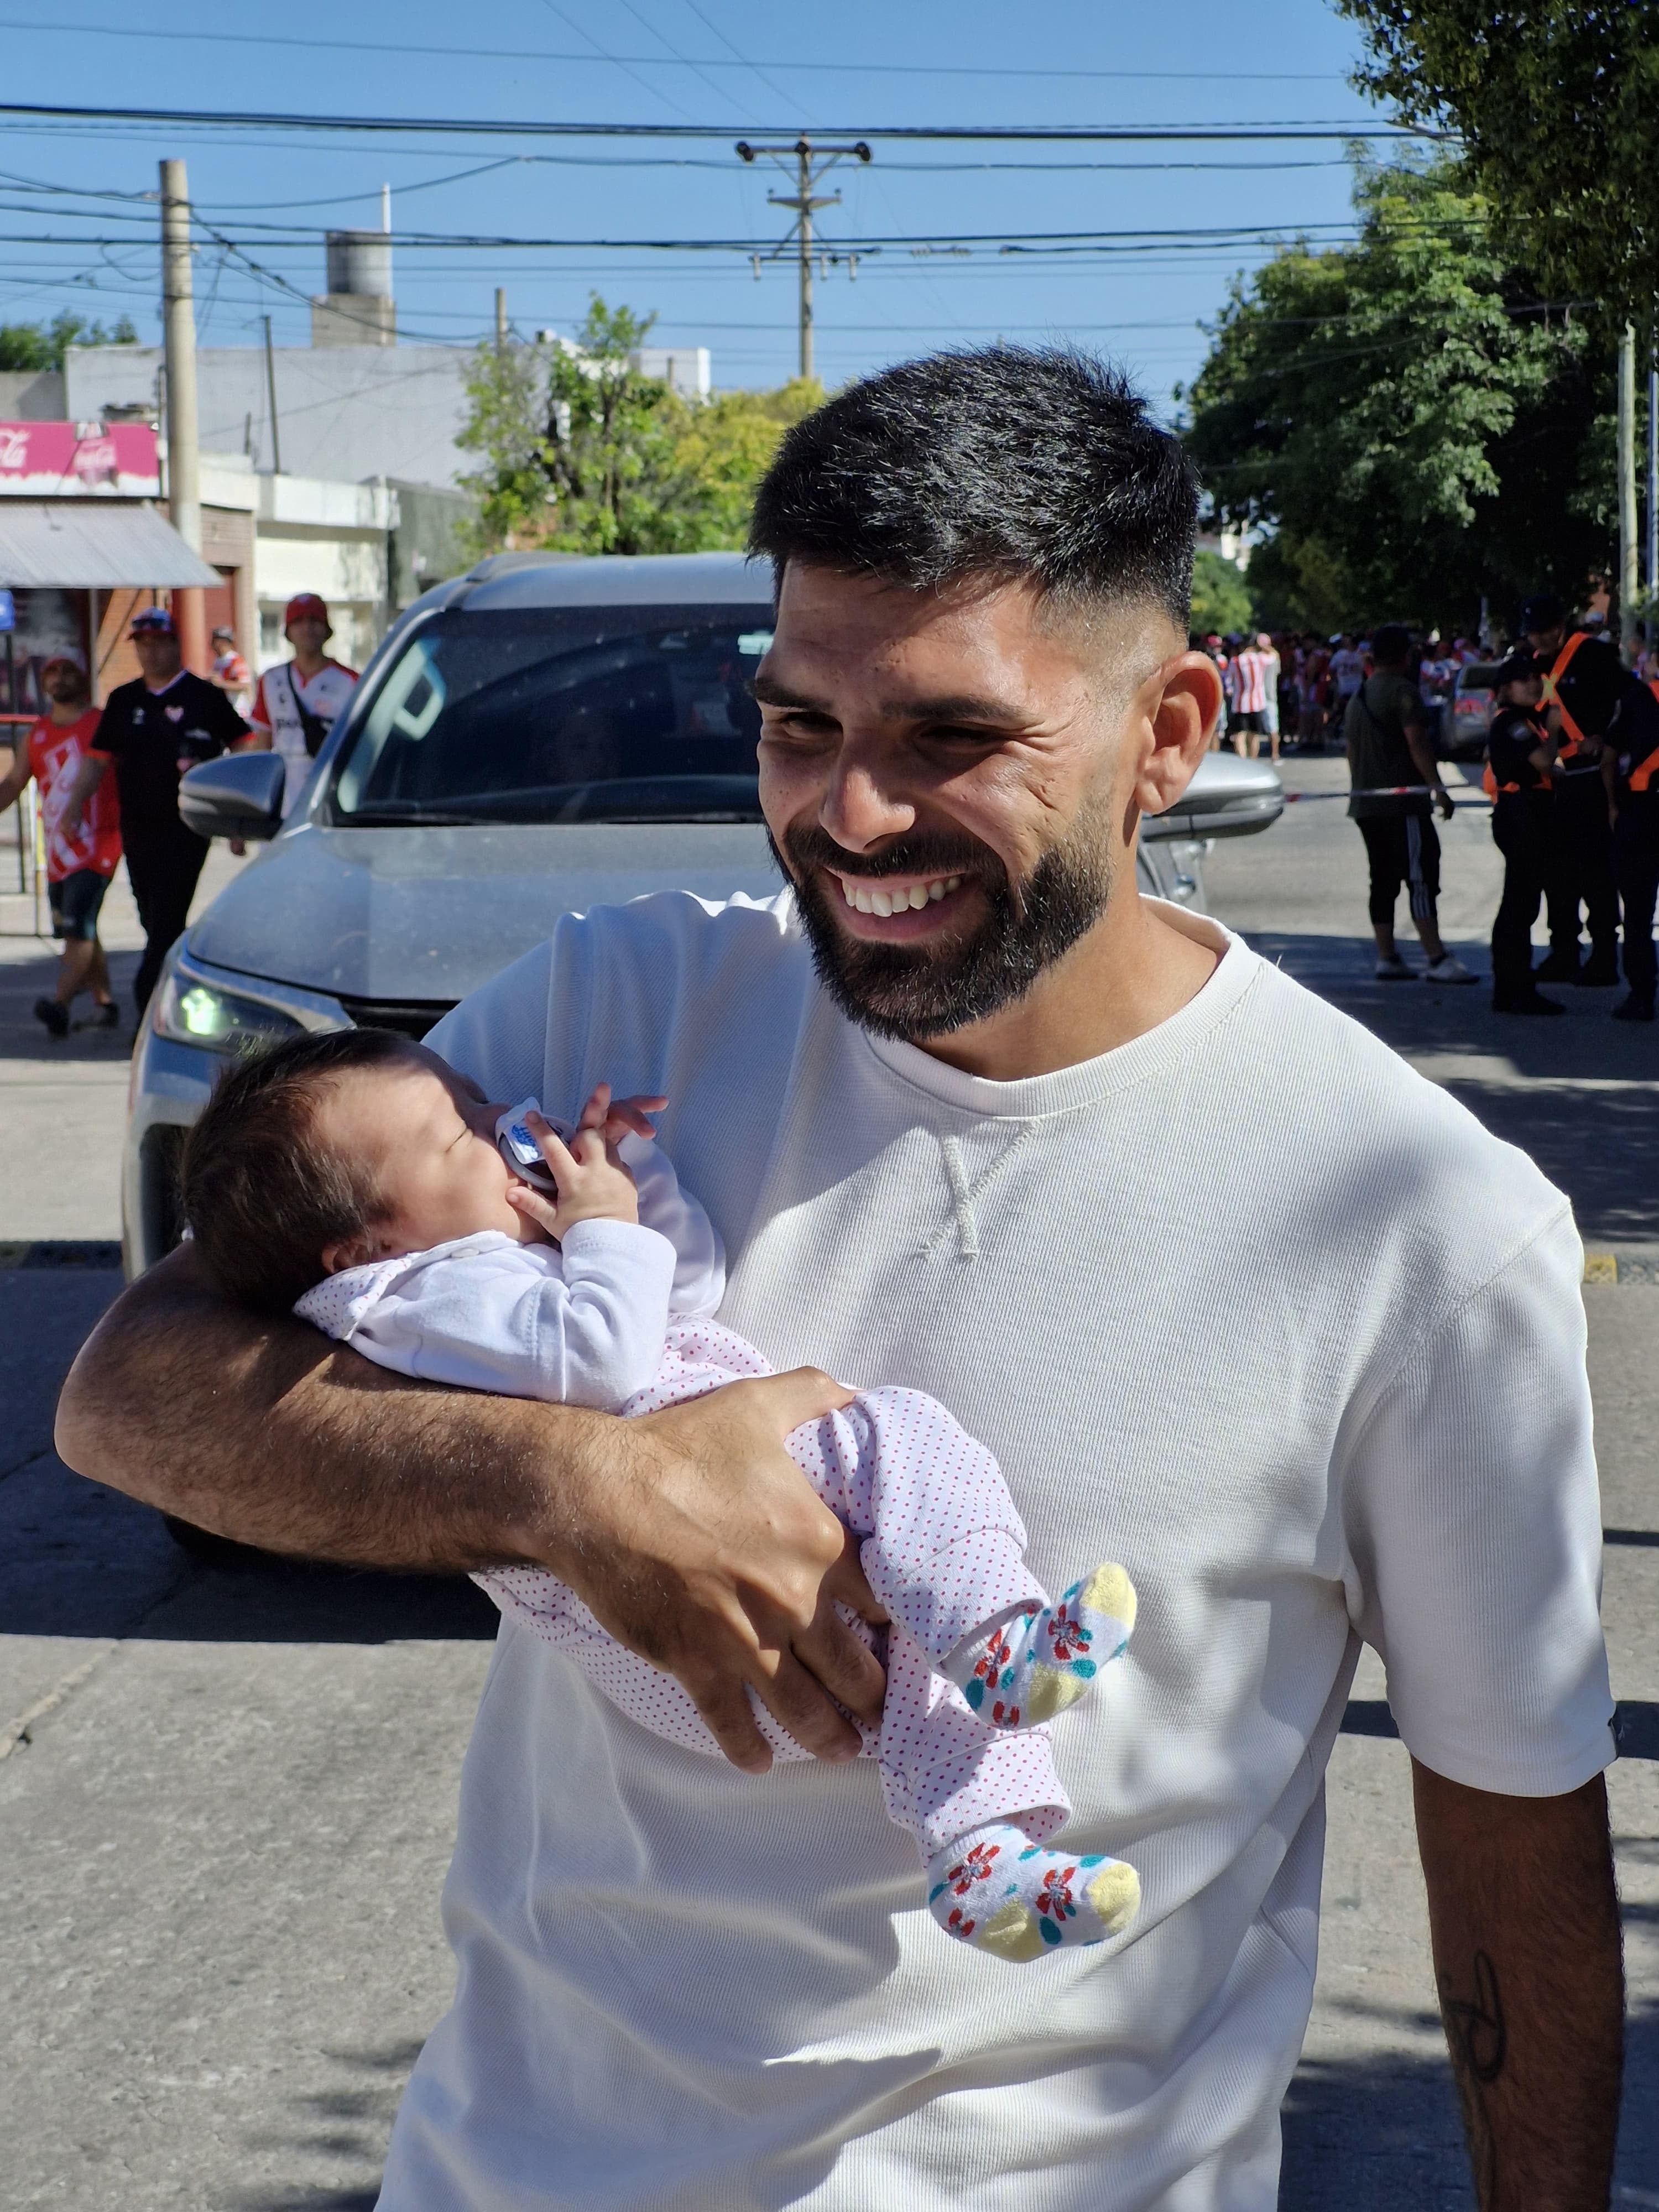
[335,995,456,1042]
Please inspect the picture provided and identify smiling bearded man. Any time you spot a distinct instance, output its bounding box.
[60,348,1619,2211]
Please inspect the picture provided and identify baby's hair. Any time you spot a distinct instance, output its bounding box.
[180,1026,420,1314]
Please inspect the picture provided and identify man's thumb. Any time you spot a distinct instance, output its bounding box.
[764,1364,857,1434]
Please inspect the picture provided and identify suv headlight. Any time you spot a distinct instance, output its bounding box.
[153,973,304,1055]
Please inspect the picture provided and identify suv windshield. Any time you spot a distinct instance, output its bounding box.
[331,602,775,825]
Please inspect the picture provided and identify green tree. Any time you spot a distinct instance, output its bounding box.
[649,379,823,550]
[458,294,822,557]
[1181,160,1613,634]
[1189,548,1255,636]
[457,296,677,556]
[1338,0,1659,333]
[0,309,138,373]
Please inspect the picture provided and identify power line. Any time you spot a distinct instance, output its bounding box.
[0,101,1436,144]
[0,16,1352,81]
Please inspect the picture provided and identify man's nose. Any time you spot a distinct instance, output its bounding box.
[818,752,916,854]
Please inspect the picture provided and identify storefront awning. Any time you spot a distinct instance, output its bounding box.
[0,501,220,588]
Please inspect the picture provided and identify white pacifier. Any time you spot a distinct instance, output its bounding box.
[495,1098,568,1193]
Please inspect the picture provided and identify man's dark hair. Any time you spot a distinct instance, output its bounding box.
[180,1027,416,1315]
[749,347,1200,631]
[1370,624,1412,668]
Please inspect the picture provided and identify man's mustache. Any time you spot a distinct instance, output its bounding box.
[777,823,1006,890]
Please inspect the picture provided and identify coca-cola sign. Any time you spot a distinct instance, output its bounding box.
[0,420,160,495]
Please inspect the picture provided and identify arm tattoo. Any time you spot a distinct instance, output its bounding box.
[1439,1949,1506,2208]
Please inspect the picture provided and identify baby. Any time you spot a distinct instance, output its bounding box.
[180,1028,1140,1965]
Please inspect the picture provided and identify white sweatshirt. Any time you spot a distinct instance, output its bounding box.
[371,890,1610,2212]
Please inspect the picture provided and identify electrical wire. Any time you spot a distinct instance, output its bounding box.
[0,101,1437,144]
[0,16,1355,81]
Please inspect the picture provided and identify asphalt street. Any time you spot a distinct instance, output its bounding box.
[0,771,1655,2209]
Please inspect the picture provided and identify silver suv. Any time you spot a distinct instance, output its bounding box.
[125,551,1283,1276]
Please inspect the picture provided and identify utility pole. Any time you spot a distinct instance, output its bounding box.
[737,137,870,382]
[495,287,508,353]
[159,157,207,675]
[1619,323,1639,661]
[262,314,283,474]
[1647,321,1657,608]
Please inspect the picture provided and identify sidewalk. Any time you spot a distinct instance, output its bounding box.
[0,844,248,1242]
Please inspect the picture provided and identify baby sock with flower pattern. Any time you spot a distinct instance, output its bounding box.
[941,1562,1136,1729]
[926,1822,1140,1963]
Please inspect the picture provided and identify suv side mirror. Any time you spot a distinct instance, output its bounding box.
[178,752,286,842]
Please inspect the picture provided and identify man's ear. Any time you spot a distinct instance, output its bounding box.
[1132,653,1225,820]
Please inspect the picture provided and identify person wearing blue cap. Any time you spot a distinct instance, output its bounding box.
[61,605,250,1019]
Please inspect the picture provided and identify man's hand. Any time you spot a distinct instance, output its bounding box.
[1413,1759,1622,2210]
[57,1249,888,1772]
[550,1366,888,1772]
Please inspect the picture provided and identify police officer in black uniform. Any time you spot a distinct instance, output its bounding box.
[71,606,249,1019]
[1603,670,1659,1021]
[1484,647,1563,1015]
[1521,594,1621,984]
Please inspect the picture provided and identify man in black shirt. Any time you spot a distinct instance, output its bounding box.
[64,606,249,1019]
[1483,649,1562,1015]
[1603,675,1659,1021]
[1522,594,1621,984]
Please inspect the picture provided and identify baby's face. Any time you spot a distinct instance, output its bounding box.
[313,1046,541,1269]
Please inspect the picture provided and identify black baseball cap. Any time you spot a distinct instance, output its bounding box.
[1521,593,1566,635]
[1492,646,1542,686]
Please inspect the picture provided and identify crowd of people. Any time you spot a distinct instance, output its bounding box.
[1192,623,1498,762]
[1197,604,1659,1021]
[0,592,357,1039]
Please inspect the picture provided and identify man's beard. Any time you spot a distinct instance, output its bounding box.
[771,813,1115,1042]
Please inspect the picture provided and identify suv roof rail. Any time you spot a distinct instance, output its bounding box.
[467,549,587,580]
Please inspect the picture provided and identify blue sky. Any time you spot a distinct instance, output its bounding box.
[1,0,1408,411]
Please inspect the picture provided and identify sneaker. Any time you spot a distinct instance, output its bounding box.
[74,1001,122,1034]
[1423,953,1478,984]
[32,996,69,1039]
[1576,955,1620,987]
[1612,993,1656,1022]
[1532,950,1582,983]
[1375,953,1413,980]
[1493,990,1565,1017]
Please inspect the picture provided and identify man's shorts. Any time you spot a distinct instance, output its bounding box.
[48,868,111,942]
[1358,812,1440,926]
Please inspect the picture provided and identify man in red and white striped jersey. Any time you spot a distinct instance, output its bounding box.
[247,593,358,815]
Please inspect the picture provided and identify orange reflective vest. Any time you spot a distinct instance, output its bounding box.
[1483,707,1547,799]
[1539,630,1594,758]
[1616,678,1659,792]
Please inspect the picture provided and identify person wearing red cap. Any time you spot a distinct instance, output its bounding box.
[63,604,249,1019]
[247,594,358,815]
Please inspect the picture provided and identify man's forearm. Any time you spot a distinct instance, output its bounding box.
[58,1246,886,1765]
[1413,1760,1623,2210]
[55,1243,603,1571]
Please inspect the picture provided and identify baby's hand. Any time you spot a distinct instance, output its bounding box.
[506,1107,639,1242]
[575,1081,667,1149]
